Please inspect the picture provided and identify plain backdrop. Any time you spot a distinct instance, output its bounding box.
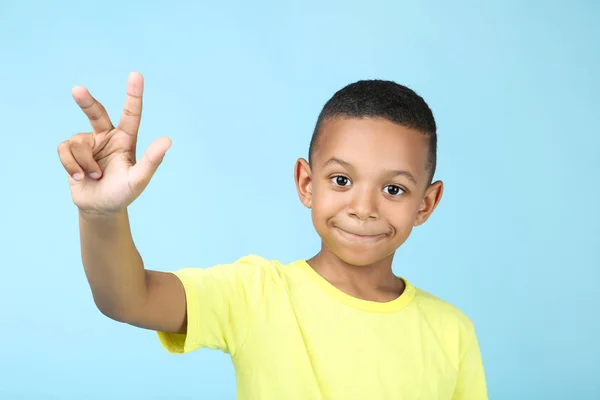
[0,1,598,399]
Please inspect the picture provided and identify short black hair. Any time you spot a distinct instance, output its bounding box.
[309,80,437,183]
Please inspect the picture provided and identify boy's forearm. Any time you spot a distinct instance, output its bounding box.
[79,209,148,321]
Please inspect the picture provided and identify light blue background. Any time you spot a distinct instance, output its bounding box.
[1,1,598,399]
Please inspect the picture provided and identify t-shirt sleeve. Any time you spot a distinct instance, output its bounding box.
[157,254,269,356]
[452,327,488,400]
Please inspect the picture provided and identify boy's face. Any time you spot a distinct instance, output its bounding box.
[295,117,443,267]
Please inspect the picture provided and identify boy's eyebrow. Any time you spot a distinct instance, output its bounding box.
[322,157,417,184]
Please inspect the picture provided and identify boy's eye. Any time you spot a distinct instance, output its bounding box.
[332,176,351,187]
[383,185,404,196]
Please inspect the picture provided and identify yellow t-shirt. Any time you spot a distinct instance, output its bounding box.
[157,255,488,400]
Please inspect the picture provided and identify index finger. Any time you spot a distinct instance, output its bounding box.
[72,86,114,133]
[117,72,144,137]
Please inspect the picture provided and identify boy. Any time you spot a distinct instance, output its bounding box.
[58,72,488,399]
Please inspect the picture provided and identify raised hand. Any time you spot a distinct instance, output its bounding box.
[58,72,171,215]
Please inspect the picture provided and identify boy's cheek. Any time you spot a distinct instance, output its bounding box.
[311,192,342,216]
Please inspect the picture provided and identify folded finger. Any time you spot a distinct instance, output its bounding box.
[58,140,84,181]
[68,133,102,179]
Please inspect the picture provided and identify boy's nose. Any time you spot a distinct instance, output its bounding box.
[347,189,379,221]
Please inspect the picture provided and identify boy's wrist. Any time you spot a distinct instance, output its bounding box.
[78,208,128,223]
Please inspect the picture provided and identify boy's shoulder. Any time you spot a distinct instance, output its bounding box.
[226,254,289,274]
[188,254,289,282]
[173,254,282,287]
[222,254,304,273]
[411,285,476,333]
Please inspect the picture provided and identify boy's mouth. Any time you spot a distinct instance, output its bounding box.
[334,226,389,240]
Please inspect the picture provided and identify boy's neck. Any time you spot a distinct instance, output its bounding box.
[306,248,405,303]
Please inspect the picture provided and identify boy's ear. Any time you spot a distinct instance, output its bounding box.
[294,158,313,209]
[414,180,444,226]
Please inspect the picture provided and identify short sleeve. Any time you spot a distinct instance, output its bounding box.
[452,328,488,400]
[157,255,269,356]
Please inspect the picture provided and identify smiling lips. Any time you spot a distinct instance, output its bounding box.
[335,227,389,240]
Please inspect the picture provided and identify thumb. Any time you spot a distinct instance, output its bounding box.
[128,136,172,193]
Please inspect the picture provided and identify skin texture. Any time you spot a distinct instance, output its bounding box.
[294,117,443,302]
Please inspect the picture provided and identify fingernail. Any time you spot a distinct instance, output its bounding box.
[89,172,100,179]
[72,173,83,181]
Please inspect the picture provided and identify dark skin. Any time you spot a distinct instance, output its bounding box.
[294,117,444,303]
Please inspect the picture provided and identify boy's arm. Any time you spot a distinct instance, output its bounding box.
[58,73,185,334]
[79,209,187,334]
[60,73,262,352]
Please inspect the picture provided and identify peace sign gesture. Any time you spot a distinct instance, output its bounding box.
[58,72,171,215]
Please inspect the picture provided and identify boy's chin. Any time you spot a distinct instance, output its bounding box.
[332,247,394,267]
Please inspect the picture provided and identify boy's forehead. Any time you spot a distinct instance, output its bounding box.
[313,117,430,176]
